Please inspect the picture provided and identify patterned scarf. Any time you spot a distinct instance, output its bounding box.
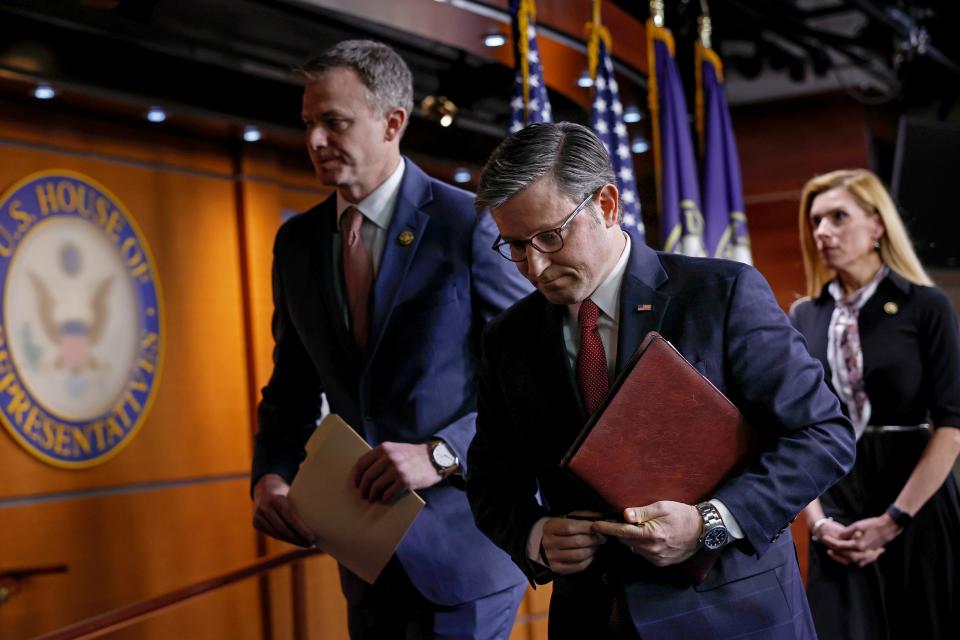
[826,266,888,439]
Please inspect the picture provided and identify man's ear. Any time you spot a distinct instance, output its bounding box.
[598,183,620,228]
[384,107,407,142]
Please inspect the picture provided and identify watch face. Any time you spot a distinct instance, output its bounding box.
[703,527,729,550]
[432,444,456,468]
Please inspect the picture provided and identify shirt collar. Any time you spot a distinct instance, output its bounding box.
[569,232,631,322]
[336,158,405,229]
[828,265,889,309]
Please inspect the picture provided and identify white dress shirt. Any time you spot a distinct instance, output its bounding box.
[332,158,405,329]
[336,157,406,277]
[526,232,742,567]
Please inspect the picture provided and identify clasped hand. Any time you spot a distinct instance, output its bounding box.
[817,514,900,567]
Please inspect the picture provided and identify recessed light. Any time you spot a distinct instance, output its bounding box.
[34,83,55,100]
[484,33,507,48]
[146,107,166,123]
[243,125,262,142]
[453,168,471,184]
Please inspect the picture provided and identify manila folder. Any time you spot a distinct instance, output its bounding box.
[288,414,425,584]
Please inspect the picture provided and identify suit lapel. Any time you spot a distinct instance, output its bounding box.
[615,236,671,374]
[530,298,586,433]
[807,294,834,365]
[366,160,432,360]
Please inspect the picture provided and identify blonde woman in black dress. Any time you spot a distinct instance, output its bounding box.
[790,169,960,639]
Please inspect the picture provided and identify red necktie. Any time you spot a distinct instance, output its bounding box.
[341,206,372,351]
[577,299,609,415]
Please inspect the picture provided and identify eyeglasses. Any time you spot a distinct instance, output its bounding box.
[492,190,597,262]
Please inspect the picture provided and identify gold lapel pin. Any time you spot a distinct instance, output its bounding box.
[883,301,898,315]
[398,230,415,246]
[636,304,653,312]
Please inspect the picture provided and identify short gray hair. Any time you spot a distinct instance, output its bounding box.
[475,122,616,213]
[300,40,413,124]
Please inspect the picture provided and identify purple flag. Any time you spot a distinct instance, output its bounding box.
[647,22,705,256]
[509,0,552,133]
[590,40,645,241]
[698,44,752,263]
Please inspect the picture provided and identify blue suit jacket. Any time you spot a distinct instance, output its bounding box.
[467,230,856,638]
[253,159,530,606]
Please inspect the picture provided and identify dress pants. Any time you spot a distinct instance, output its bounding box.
[346,556,526,640]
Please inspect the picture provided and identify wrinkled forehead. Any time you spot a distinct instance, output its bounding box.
[492,177,582,239]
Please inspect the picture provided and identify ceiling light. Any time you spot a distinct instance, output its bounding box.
[34,82,55,100]
[420,95,458,128]
[623,105,642,123]
[146,106,166,123]
[631,136,650,154]
[243,125,262,142]
[577,69,594,88]
[453,168,471,184]
[483,33,507,48]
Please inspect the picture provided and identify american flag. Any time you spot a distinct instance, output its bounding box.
[509,0,552,133]
[590,39,644,240]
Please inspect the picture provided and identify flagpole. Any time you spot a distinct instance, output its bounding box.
[646,0,668,216]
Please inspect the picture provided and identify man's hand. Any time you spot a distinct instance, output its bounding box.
[353,442,443,503]
[541,511,608,574]
[591,501,702,567]
[252,473,315,547]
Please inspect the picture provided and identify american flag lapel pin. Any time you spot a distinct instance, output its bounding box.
[636,304,653,312]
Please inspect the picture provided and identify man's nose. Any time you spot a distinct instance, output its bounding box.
[525,245,550,279]
[308,126,327,150]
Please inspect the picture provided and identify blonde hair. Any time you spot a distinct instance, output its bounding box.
[798,169,932,298]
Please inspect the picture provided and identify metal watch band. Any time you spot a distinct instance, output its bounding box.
[696,502,724,529]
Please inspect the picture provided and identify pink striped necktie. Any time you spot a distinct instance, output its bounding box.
[576,299,609,416]
[341,206,372,352]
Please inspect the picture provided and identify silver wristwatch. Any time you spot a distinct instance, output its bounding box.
[696,502,730,551]
[428,440,459,477]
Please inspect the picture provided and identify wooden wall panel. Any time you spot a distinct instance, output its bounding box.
[0,479,261,639]
[0,100,267,640]
[0,98,232,177]
[0,139,251,496]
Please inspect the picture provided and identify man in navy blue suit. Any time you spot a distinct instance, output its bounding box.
[251,40,529,639]
[466,122,856,639]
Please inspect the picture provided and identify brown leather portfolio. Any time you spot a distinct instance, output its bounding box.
[560,331,757,582]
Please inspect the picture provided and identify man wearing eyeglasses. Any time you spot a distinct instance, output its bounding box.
[466,122,855,639]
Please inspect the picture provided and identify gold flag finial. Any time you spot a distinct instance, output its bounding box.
[698,0,712,49]
[585,0,612,81]
[650,0,665,28]
[697,14,712,49]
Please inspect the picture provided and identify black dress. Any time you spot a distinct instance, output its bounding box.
[791,271,960,640]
